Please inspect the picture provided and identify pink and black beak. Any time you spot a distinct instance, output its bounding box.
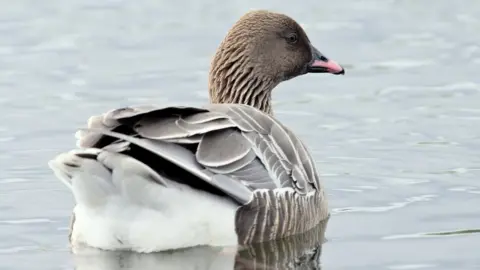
[307,46,345,75]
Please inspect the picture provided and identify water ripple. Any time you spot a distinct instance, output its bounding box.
[332,195,437,214]
[0,218,52,224]
[0,246,39,254]
[388,264,436,270]
[383,229,480,240]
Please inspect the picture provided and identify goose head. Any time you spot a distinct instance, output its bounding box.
[208,10,344,114]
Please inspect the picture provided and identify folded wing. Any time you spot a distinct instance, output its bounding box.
[76,103,321,205]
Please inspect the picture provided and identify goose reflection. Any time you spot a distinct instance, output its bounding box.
[72,218,328,270]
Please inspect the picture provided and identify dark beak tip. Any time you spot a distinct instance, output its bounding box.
[335,69,345,75]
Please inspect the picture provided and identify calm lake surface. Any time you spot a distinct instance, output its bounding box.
[1,0,480,269]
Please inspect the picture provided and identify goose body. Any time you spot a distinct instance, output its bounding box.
[49,10,344,252]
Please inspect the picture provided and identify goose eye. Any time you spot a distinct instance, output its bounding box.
[286,33,298,44]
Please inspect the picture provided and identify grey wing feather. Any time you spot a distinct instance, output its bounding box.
[81,128,253,204]
[208,104,318,194]
[76,103,322,205]
[197,129,255,168]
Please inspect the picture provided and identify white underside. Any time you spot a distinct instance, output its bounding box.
[71,185,239,253]
[49,149,239,253]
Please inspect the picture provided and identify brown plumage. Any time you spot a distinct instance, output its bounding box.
[209,10,330,114]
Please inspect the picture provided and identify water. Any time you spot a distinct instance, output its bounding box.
[1,0,480,269]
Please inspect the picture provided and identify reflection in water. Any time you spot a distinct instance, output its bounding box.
[73,218,328,270]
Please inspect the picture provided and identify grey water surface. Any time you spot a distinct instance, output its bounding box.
[1,0,480,269]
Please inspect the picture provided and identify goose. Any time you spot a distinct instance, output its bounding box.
[49,10,344,253]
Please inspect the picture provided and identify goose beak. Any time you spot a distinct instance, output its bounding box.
[307,46,345,75]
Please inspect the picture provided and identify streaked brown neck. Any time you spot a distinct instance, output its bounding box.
[208,44,277,115]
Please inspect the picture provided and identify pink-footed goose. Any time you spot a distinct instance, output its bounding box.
[49,10,344,253]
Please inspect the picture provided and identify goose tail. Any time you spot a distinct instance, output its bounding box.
[48,148,116,207]
[48,146,169,208]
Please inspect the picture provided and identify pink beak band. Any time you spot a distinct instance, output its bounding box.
[309,59,345,75]
[307,45,345,75]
